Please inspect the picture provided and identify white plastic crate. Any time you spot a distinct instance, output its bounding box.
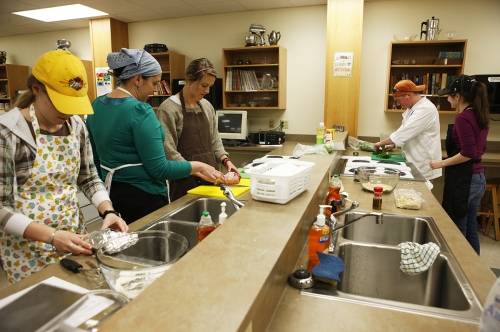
[245,159,314,204]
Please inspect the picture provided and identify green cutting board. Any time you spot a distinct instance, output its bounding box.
[371,152,406,162]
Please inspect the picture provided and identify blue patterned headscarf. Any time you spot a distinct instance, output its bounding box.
[107,48,161,80]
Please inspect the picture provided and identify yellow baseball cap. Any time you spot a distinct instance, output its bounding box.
[32,49,93,115]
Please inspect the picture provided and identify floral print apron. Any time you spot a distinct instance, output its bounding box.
[0,105,81,283]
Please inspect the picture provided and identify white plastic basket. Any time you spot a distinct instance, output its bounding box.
[245,159,314,204]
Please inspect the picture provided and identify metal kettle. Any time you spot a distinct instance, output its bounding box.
[420,16,440,40]
[268,31,281,45]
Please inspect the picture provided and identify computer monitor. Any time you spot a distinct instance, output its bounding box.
[216,110,248,140]
[474,74,500,116]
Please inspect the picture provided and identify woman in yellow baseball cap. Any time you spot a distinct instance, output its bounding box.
[0,49,128,284]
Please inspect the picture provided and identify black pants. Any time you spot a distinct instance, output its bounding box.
[110,181,168,224]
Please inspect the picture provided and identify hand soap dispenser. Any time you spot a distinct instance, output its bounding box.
[197,210,216,242]
[218,202,228,225]
[307,205,331,271]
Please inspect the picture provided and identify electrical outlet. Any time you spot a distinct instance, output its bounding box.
[282,120,288,129]
[269,119,275,128]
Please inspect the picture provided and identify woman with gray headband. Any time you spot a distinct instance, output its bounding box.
[157,58,240,200]
[86,49,222,223]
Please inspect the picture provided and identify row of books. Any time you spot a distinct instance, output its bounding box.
[155,80,171,95]
[392,72,458,95]
[437,51,463,59]
[225,69,260,91]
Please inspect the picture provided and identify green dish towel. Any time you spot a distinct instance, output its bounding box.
[371,152,406,162]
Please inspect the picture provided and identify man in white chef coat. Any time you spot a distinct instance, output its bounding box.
[375,80,442,186]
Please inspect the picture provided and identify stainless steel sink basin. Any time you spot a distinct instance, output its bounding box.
[337,243,468,311]
[167,197,239,224]
[302,214,482,322]
[143,220,199,249]
[342,212,438,245]
[141,197,242,250]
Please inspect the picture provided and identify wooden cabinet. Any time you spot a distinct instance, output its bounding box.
[148,51,185,109]
[386,40,467,114]
[222,46,286,110]
[0,64,29,112]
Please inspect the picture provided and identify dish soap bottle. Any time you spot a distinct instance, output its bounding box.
[326,174,342,205]
[218,202,228,225]
[308,205,331,271]
[316,122,325,144]
[197,210,216,242]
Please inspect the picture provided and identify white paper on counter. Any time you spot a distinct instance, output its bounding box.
[0,276,114,329]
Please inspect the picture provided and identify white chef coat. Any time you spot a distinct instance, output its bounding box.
[390,96,442,180]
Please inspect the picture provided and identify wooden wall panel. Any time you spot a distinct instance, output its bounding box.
[324,0,364,136]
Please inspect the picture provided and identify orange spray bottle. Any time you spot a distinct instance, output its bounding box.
[307,205,331,271]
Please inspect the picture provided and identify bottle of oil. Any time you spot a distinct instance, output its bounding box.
[307,205,331,271]
[316,122,325,144]
[197,211,216,242]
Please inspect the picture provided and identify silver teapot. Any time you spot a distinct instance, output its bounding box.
[268,31,281,45]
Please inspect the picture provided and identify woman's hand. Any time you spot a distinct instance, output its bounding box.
[52,230,93,255]
[430,160,444,169]
[102,214,128,232]
[225,160,239,174]
[191,161,223,183]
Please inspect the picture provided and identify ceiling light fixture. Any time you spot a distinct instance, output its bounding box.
[13,4,108,22]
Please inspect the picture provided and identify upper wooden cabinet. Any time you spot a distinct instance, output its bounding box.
[148,51,185,109]
[386,40,467,114]
[222,46,286,110]
[0,64,29,111]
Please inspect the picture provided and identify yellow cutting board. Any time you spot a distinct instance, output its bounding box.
[187,178,251,198]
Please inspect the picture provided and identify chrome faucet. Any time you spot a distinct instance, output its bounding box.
[220,184,245,210]
[327,200,383,253]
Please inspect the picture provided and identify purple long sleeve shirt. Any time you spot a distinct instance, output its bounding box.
[453,107,489,173]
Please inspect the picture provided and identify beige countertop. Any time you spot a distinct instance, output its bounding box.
[0,137,496,331]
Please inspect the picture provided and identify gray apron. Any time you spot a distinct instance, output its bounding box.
[170,90,217,200]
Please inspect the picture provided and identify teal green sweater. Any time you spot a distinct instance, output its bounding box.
[87,96,192,196]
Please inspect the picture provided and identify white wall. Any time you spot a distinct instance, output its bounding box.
[359,0,500,141]
[0,28,91,66]
[128,6,327,134]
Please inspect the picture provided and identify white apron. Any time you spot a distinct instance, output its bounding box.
[0,105,81,283]
[100,86,143,194]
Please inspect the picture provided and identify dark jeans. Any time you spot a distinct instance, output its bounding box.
[110,181,168,224]
[455,173,486,254]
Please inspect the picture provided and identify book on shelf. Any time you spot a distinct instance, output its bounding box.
[226,69,261,91]
[390,72,458,95]
[161,80,171,95]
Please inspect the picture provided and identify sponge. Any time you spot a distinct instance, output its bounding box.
[311,252,344,284]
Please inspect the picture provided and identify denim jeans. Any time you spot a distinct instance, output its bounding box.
[455,173,486,254]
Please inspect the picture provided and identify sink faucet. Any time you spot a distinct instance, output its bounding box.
[326,200,383,253]
[220,184,245,210]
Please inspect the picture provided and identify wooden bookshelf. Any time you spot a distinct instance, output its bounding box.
[0,64,29,111]
[222,46,286,110]
[385,40,467,114]
[148,51,185,109]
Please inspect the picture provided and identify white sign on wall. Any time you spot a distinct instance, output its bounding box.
[95,67,112,97]
[333,52,353,77]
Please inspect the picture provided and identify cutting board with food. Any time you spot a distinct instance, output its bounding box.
[187,178,250,198]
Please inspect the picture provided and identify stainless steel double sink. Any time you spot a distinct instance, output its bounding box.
[141,198,240,249]
[302,212,482,323]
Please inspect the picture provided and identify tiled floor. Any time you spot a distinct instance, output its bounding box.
[479,233,500,270]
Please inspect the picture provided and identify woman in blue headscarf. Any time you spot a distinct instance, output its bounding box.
[86,48,222,223]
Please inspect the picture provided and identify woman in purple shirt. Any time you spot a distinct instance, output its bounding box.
[430,75,489,254]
